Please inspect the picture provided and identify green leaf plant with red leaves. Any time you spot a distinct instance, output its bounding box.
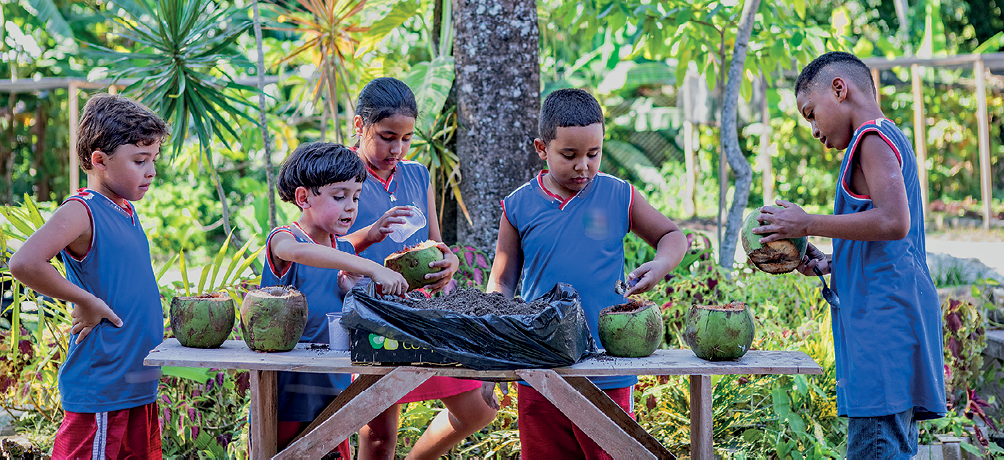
[930,297,1004,453]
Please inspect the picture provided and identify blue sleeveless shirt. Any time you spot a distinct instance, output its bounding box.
[262,223,354,422]
[348,161,431,263]
[831,118,946,419]
[58,189,163,413]
[503,171,636,390]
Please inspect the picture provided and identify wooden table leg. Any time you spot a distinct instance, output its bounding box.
[564,377,676,459]
[517,369,657,460]
[274,367,437,460]
[249,370,278,460]
[689,374,713,460]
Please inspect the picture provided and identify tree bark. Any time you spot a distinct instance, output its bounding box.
[454,0,540,253]
[718,0,760,270]
[253,0,277,230]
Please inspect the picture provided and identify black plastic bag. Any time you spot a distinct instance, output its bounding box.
[341,283,596,370]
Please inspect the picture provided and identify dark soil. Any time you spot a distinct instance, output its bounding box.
[695,301,747,311]
[604,299,654,314]
[383,288,550,316]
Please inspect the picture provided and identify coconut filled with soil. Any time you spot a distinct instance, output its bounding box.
[684,301,755,361]
[239,286,308,352]
[598,299,663,357]
[384,240,444,291]
[741,212,808,274]
[169,293,236,348]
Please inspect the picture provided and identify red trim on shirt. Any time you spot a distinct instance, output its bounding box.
[266,227,296,278]
[500,199,512,228]
[365,164,396,192]
[627,185,636,232]
[63,197,94,261]
[535,171,579,210]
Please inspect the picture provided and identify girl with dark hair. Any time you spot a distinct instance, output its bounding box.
[344,77,498,459]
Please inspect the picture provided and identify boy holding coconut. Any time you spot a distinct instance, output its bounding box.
[751,51,945,459]
[263,142,408,455]
[486,88,688,459]
[9,94,169,459]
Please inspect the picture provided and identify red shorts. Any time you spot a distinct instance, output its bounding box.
[277,421,351,459]
[517,383,634,460]
[52,402,162,460]
[397,377,481,404]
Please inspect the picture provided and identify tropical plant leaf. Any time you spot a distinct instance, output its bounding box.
[162,366,215,382]
[26,0,74,40]
[403,56,454,134]
[355,0,419,57]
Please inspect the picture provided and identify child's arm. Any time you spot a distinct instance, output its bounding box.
[8,201,123,344]
[625,189,688,297]
[754,134,910,242]
[423,182,460,293]
[342,206,414,253]
[486,214,523,298]
[269,232,409,295]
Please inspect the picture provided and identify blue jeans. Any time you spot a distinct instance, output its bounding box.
[846,407,918,460]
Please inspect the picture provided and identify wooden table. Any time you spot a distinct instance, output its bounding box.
[145,339,822,460]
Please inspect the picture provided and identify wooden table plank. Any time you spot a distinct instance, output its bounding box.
[249,371,277,460]
[689,375,713,460]
[145,339,823,378]
[289,374,383,446]
[517,370,656,460]
[274,367,436,460]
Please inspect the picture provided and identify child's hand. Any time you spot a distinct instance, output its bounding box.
[480,381,500,411]
[423,243,459,294]
[753,199,811,243]
[371,266,409,296]
[70,297,123,344]
[338,271,364,293]
[367,206,415,243]
[796,243,831,276]
[624,259,674,297]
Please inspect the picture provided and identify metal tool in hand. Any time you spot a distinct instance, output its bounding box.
[813,267,840,309]
[614,276,640,295]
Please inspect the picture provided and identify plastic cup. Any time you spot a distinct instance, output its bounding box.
[326,312,350,351]
[388,205,427,243]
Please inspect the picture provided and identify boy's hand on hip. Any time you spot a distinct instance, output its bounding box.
[753,199,811,243]
[70,298,123,344]
[372,266,409,296]
[424,243,459,293]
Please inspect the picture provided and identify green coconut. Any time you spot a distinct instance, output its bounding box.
[598,299,664,357]
[741,212,808,274]
[169,293,235,348]
[684,301,755,361]
[239,286,308,352]
[384,240,444,291]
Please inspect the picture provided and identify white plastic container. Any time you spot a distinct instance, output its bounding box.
[326,312,350,351]
[388,205,427,243]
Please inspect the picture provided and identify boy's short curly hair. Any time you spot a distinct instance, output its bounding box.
[538,88,605,144]
[276,142,367,205]
[77,94,169,170]
[795,51,876,99]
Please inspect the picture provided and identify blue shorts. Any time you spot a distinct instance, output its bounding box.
[846,407,918,460]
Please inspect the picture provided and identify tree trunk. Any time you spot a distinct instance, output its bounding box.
[33,98,51,200]
[718,0,761,270]
[253,0,277,230]
[454,0,540,253]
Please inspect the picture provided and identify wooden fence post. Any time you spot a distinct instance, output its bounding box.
[68,82,79,194]
[911,64,929,215]
[975,59,993,229]
[684,120,697,218]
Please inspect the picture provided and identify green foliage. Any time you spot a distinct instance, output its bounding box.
[0,195,258,459]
